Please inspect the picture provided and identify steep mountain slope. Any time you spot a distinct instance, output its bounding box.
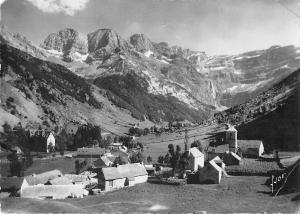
[213,69,300,151]
[81,29,217,122]
[1,26,299,126]
[0,43,153,134]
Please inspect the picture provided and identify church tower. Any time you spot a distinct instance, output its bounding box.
[225,126,238,153]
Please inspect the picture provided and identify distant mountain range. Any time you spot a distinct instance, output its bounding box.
[1,25,299,135]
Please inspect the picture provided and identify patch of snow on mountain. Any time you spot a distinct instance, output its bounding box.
[224,78,273,94]
[72,52,88,62]
[46,49,63,57]
[234,54,261,60]
[226,85,238,93]
[233,70,242,75]
[295,56,300,60]
[207,66,226,71]
[280,64,289,69]
[144,50,154,58]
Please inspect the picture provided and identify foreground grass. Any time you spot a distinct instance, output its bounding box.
[1,176,299,213]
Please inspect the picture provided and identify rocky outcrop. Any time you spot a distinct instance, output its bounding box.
[129,33,154,53]
[42,28,88,60]
[87,29,130,61]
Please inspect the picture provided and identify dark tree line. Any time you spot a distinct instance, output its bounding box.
[157,143,189,176]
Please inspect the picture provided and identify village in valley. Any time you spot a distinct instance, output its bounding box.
[1,0,300,212]
[0,119,299,212]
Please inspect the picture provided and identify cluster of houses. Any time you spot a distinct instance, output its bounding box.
[0,123,266,199]
[185,124,265,184]
[0,169,96,199]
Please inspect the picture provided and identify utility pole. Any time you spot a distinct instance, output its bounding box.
[298,1,300,45]
[184,129,189,152]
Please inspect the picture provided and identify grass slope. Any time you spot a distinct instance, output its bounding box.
[1,176,299,213]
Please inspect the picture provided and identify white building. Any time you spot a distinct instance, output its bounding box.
[188,147,205,171]
[238,140,264,158]
[46,132,55,153]
[20,170,89,199]
[198,160,223,184]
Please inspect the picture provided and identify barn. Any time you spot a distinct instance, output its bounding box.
[98,163,148,192]
[198,160,223,184]
[64,174,97,187]
[77,147,105,158]
[238,140,264,158]
[46,176,73,185]
[211,156,226,169]
[188,147,205,171]
[20,185,88,199]
[23,169,63,187]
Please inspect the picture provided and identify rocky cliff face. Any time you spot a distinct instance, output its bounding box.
[129,33,154,53]
[2,26,300,124]
[42,28,88,61]
[87,29,131,61]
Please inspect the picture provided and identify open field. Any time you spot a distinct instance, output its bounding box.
[226,158,283,176]
[1,176,299,213]
[140,124,221,161]
[24,157,76,175]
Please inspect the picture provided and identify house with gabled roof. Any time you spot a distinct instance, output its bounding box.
[188,147,205,171]
[64,174,97,187]
[98,163,148,191]
[46,176,73,185]
[238,140,264,158]
[23,169,63,187]
[198,159,223,184]
[20,184,88,199]
[20,169,90,199]
[211,156,225,169]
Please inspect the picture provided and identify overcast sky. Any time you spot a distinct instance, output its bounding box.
[0,0,298,55]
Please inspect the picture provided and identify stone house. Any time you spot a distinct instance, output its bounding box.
[98,163,148,192]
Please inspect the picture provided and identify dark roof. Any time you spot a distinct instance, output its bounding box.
[222,151,242,161]
[208,144,229,154]
[93,158,107,168]
[102,163,147,180]
[77,147,105,155]
[25,169,63,185]
[47,176,73,185]
[238,140,263,150]
[0,177,24,190]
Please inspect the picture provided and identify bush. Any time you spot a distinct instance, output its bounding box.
[7,97,14,103]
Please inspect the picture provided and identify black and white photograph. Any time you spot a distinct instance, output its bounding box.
[0,0,299,213]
